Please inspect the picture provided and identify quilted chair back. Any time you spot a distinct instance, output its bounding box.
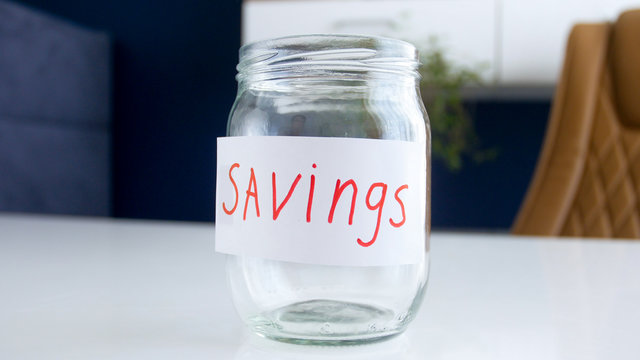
[513,10,640,238]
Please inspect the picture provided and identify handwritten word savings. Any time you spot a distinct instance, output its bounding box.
[219,162,412,247]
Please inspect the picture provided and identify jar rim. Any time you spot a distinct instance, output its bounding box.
[237,34,419,82]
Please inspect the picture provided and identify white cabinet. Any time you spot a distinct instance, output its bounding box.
[243,0,496,80]
[501,0,639,85]
[243,0,639,93]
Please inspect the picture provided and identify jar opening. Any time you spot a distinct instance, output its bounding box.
[237,34,420,84]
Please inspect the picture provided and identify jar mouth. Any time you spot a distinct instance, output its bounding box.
[237,34,420,83]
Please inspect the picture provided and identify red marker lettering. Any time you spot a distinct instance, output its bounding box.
[222,163,240,215]
[389,184,408,228]
[272,172,302,220]
[328,179,358,225]
[243,167,260,220]
[306,163,317,223]
[357,182,388,247]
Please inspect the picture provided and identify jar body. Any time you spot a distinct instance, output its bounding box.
[222,35,430,344]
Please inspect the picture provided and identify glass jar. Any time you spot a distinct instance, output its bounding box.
[219,35,430,345]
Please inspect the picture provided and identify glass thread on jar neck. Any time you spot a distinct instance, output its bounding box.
[236,35,421,91]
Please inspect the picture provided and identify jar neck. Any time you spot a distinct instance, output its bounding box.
[239,73,419,95]
[236,35,420,94]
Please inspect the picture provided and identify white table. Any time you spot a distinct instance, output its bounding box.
[1,214,639,359]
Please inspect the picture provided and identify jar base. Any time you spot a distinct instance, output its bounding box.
[248,299,410,345]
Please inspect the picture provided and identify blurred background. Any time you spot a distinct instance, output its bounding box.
[0,0,637,231]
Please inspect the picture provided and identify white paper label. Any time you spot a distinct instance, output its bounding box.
[215,136,427,266]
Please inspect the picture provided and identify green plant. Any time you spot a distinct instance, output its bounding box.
[418,40,496,171]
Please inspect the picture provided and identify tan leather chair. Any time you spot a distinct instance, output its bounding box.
[512,9,640,238]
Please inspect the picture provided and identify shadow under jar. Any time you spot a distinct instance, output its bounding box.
[222,35,430,345]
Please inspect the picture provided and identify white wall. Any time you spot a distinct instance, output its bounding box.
[243,0,639,89]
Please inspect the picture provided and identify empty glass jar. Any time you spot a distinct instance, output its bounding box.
[218,34,430,345]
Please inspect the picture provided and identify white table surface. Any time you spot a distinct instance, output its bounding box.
[1,214,639,360]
